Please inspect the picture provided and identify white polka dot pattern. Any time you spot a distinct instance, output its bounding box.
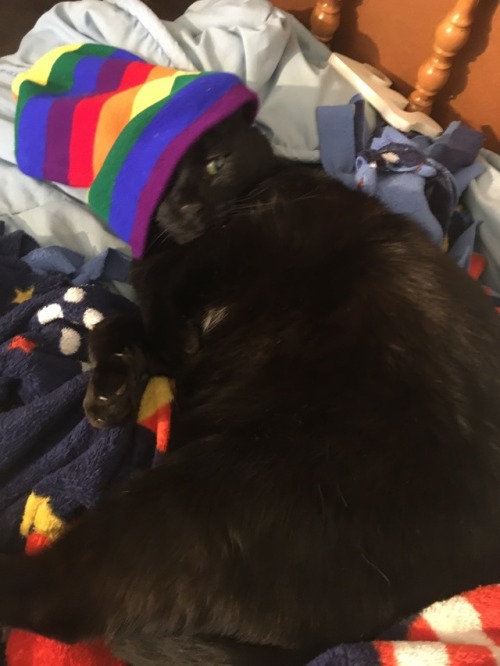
[63,287,85,303]
[37,303,64,325]
[83,308,104,330]
[59,327,81,356]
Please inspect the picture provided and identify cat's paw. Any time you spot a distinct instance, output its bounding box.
[83,316,146,429]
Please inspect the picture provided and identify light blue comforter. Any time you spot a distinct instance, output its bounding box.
[0,0,358,258]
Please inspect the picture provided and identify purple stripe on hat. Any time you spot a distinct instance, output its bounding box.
[43,56,106,181]
[107,74,255,252]
[44,97,80,181]
[130,85,258,257]
[96,58,131,93]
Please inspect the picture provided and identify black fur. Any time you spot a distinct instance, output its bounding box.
[2,115,500,666]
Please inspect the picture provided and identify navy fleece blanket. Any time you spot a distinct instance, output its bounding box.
[0,224,156,555]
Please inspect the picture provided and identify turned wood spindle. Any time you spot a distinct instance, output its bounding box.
[311,0,341,45]
[407,0,479,115]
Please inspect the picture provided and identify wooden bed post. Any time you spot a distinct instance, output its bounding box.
[407,0,479,115]
[311,0,341,45]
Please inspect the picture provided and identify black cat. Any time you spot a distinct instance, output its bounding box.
[2,112,500,666]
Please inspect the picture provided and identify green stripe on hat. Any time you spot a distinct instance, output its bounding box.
[89,72,204,221]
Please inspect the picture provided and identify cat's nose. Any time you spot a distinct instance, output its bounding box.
[180,203,203,217]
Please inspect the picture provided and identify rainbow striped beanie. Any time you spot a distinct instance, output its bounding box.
[12,44,258,258]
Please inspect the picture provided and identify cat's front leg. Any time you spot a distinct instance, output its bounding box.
[83,314,148,428]
[131,250,206,374]
[83,306,192,429]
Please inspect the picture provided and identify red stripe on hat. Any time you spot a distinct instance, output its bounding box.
[69,92,115,185]
[463,586,500,646]
[119,61,167,89]
[68,61,157,185]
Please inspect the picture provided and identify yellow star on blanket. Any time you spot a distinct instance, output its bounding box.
[11,286,35,304]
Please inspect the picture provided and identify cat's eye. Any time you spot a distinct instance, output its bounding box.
[205,156,225,176]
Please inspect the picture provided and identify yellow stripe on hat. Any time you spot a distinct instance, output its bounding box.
[130,69,194,119]
[91,68,191,176]
[12,43,83,99]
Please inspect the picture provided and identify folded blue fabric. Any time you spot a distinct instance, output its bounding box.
[317,102,484,270]
[22,244,131,285]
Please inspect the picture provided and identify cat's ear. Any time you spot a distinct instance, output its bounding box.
[229,106,253,124]
[154,200,169,227]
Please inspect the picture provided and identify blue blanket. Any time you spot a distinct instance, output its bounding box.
[0,224,154,555]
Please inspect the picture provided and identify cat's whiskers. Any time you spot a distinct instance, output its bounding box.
[361,552,391,587]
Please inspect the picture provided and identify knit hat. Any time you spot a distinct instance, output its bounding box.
[12,44,259,258]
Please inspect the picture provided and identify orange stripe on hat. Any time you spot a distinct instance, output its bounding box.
[92,87,139,175]
[92,63,168,175]
[93,65,191,174]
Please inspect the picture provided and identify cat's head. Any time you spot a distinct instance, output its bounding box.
[150,111,276,247]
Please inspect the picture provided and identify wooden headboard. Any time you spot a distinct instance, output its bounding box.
[274,0,500,152]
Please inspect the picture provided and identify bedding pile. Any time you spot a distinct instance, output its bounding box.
[1,0,500,664]
[0,224,173,665]
[0,223,174,554]
[318,103,485,269]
